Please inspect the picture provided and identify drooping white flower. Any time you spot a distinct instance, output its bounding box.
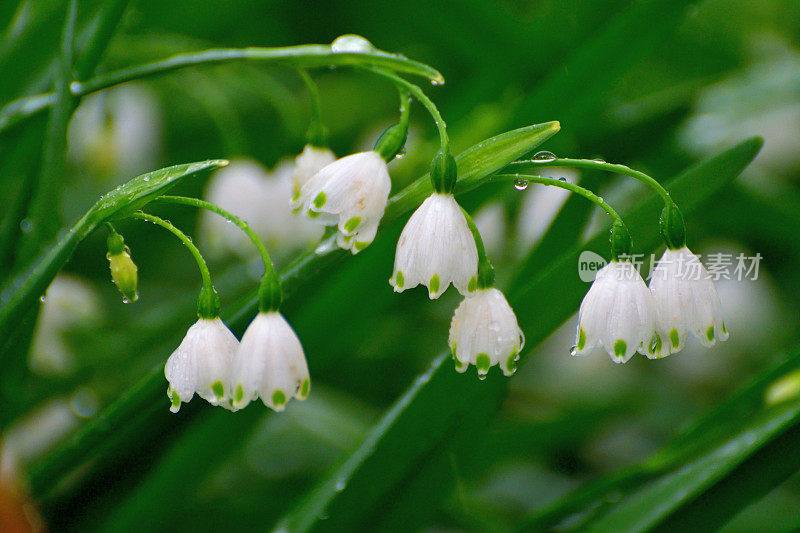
[649,246,729,354]
[228,312,310,412]
[68,85,161,179]
[165,318,239,413]
[292,144,336,194]
[291,151,391,254]
[449,288,525,378]
[573,260,659,363]
[390,193,478,299]
[201,159,322,259]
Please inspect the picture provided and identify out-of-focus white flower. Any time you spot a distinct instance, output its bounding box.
[68,85,161,178]
[649,246,728,354]
[679,38,800,177]
[473,202,507,260]
[517,168,577,251]
[390,193,478,299]
[165,318,239,413]
[228,312,310,412]
[292,144,336,194]
[30,275,101,376]
[1,400,78,480]
[201,159,323,259]
[291,151,391,254]
[449,288,524,378]
[574,260,659,363]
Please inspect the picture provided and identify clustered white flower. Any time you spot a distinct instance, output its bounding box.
[574,246,728,363]
[292,150,392,254]
[165,311,309,413]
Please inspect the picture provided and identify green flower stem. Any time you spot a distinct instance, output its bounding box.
[492,174,632,259]
[367,67,449,154]
[153,196,282,311]
[127,212,218,317]
[508,158,673,205]
[298,70,327,147]
[493,173,623,223]
[0,46,442,136]
[460,206,494,289]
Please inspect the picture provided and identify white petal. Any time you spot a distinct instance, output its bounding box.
[229,312,310,412]
[649,246,728,354]
[164,318,239,412]
[391,193,478,298]
[292,151,391,254]
[293,144,336,192]
[575,261,656,363]
[449,288,524,377]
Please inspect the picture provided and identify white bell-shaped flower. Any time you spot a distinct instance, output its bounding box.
[573,260,659,363]
[390,193,479,299]
[291,151,391,254]
[292,144,336,194]
[649,246,729,354]
[449,288,525,378]
[165,318,239,413]
[228,312,310,412]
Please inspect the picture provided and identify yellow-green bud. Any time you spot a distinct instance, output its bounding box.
[107,234,138,303]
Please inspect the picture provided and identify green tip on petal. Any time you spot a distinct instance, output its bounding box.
[429,274,440,296]
[721,322,728,335]
[467,276,477,293]
[395,270,405,288]
[299,379,311,399]
[353,240,369,252]
[476,353,491,373]
[505,352,518,374]
[212,381,225,399]
[450,343,457,359]
[234,384,244,404]
[650,333,662,355]
[343,216,361,233]
[170,390,181,409]
[706,325,715,342]
[577,328,586,351]
[272,389,287,408]
[307,209,321,218]
[613,339,627,358]
[313,191,327,208]
[669,328,680,349]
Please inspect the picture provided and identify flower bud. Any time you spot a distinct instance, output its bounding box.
[374,122,408,161]
[106,233,138,303]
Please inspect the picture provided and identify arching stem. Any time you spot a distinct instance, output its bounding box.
[128,211,219,317]
[152,196,282,311]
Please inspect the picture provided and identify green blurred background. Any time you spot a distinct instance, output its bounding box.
[1,0,800,531]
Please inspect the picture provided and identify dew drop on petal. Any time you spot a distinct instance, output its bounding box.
[569,345,578,356]
[533,151,557,162]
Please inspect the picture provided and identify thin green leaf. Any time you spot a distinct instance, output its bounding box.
[585,387,800,532]
[0,160,228,357]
